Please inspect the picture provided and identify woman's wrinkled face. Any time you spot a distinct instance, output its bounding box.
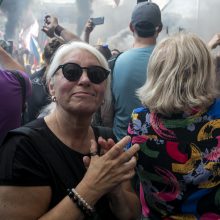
[49,49,107,116]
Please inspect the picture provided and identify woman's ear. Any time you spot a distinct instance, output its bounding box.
[48,79,55,96]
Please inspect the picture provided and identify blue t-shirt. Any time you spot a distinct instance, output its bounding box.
[112,46,155,141]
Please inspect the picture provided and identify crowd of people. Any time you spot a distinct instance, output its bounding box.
[1,1,220,220]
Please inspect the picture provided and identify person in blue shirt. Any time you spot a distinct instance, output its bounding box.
[112,2,162,141]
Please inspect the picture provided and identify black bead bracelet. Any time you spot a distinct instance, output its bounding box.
[67,188,95,217]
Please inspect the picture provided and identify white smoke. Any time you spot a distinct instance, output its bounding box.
[89,0,220,52]
[1,0,220,52]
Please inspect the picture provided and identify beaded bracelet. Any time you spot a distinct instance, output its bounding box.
[54,25,64,36]
[67,188,95,217]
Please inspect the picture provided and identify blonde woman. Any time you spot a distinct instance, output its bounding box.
[127,32,220,219]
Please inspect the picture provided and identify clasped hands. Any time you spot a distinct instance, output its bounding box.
[82,136,139,198]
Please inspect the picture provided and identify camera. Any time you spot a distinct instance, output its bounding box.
[0,39,13,55]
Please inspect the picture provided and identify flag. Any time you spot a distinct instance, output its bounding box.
[20,19,39,51]
[29,35,41,66]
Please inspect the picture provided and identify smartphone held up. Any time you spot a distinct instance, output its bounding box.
[90,17,104,26]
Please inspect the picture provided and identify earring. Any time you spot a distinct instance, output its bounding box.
[52,96,56,102]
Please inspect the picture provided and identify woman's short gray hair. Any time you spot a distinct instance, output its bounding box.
[46,41,110,82]
[137,32,219,116]
[46,41,112,113]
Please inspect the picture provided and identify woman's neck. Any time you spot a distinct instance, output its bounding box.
[45,111,94,154]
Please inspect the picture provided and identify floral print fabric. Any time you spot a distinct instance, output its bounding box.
[127,100,220,220]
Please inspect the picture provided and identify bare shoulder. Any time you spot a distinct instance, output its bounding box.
[0,185,51,220]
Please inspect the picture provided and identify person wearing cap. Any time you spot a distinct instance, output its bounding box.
[112,1,163,141]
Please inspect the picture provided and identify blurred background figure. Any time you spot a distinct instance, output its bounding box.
[24,37,64,123]
[208,33,220,50]
[83,18,95,43]
[208,33,220,96]
[0,42,31,144]
[42,14,81,42]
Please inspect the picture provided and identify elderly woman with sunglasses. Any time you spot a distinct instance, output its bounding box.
[0,41,140,220]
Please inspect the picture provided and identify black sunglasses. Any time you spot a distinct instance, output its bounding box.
[53,62,110,84]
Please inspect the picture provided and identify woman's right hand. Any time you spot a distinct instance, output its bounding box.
[80,136,139,201]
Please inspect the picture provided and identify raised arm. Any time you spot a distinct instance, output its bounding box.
[42,15,82,42]
[0,46,25,71]
[208,33,220,49]
[83,19,95,43]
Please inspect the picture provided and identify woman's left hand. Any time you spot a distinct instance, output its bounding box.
[83,136,131,196]
[83,136,115,168]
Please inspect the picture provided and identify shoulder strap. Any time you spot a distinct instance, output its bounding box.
[108,52,122,73]
[8,126,74,189]
[10,70,26,113]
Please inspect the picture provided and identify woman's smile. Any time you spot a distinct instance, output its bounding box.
[72,91,96,97]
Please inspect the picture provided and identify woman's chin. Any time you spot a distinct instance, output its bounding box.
[69,107,98,117]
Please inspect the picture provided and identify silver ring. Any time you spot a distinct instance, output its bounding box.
[89,151,98,156]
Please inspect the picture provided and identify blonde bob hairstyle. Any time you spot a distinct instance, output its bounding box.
[45,41,112,113]
[137,32,219,116]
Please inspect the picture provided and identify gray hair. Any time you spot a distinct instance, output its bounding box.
[45,41,112,115]
[137,32,219,116]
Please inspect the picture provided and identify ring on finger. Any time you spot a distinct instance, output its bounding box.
[89,151,98,156]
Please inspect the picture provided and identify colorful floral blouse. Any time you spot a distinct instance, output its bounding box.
[127,99,220,220]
